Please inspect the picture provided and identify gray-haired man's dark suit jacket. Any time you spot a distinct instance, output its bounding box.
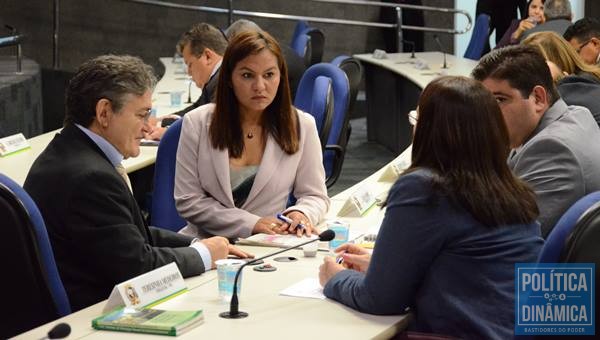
[24,124,205,311]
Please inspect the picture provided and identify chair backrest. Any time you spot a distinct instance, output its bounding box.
[538,191,600,263]
[290,20,310,47]
[295,74,333,149]
[290,23,325,67]
[0,173,71,338]
[561,200,600,262]
[558,199,600,336]
[305,28,325,66]
[291,32,310,63]
[294,63,350,187]
[331,55,362,119]
[463,14,490,60]
[151,118,187,232]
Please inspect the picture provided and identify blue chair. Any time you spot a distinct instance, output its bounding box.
[0,173,71,337]
[290,21,325,67]
[562,199,600,262]
[294,63,350,188]
[290,20,310,47]
[295,74,334,148]
[331,54,362,119]
[463,14,490,60]
[538,191,600,263]
[151,118,186,232]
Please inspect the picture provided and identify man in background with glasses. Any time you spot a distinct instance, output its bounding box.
[564,17,600,66]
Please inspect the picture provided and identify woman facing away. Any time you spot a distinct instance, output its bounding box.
[496,0,545,48]
[523,31,600,128]
[319,76,543,339]
[174,30,329,240]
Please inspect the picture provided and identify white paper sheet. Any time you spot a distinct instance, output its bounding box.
[279,278,325,300]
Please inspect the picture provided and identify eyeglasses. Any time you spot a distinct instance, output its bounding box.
[575,39,593,54]
[408,110,418,126]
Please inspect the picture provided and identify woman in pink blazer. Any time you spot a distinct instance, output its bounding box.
[175,30,330,240]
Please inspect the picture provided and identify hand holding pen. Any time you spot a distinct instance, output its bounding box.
[334,243,371,273]
[276,211,316,237]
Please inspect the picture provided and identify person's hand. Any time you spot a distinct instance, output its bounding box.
[335,243,371,273]
[280,211,319,237]
[200,236,230,269]
[512,19,536,40]
[252,216,288,235]
[227,244,254,259]
[144,126,166,141]
[319,256,345,287]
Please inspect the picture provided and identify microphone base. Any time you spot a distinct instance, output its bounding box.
[219,311,249,319]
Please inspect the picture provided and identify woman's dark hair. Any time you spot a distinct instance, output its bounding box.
[406,76,539,226]
[210,30,298,157]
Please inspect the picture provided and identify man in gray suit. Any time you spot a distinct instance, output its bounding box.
[472,44,600,238]
[521,0,572,41]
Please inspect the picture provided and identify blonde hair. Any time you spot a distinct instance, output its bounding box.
[522,31,600,81]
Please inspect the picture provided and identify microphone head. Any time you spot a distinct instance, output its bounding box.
[48,323,71,339]
[319,229,336,242]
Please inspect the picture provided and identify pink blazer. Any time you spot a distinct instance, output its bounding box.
[175,103,330,239]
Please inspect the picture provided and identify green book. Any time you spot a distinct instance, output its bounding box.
[92,307,204,336]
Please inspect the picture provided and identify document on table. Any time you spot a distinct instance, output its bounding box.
[280,278,325,299]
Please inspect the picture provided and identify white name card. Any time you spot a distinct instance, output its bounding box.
[337,184,377,217]
[372,49,388,59]
[379,145,413,182]
[413,58,430,70]
[103,262,187,313]
[379,158,410,182]
[0,133,30,157]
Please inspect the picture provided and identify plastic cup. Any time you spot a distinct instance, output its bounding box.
[302,241,319,257]
[170,91,183,107]
[216,259,245,302]
[327,222,350,251]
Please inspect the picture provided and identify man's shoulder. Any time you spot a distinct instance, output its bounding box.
[26,130,116,191]
[519,105,600,162]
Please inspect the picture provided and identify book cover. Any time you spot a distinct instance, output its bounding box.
[237,233,318,248]
[92,307,203,336]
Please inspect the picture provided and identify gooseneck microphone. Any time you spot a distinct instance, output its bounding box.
[40,323,71,339]
[401,39,416,58]
[220,229,336,319]
[433,35,448,69]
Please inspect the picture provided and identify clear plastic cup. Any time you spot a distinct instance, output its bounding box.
[327,221,350,251]
[302,241,319,257]
[215,259,245,302]
[170,91,183,107]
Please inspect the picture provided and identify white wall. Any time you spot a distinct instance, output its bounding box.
[454,0,585,57]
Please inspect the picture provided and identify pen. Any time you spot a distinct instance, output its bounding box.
[336,256,344,265]
[276,213,305,230]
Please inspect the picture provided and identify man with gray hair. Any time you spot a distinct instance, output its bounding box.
[521,0,573,41]
[24,55,250,311]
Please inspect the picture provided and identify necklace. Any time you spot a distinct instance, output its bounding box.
[246,131,254,139]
